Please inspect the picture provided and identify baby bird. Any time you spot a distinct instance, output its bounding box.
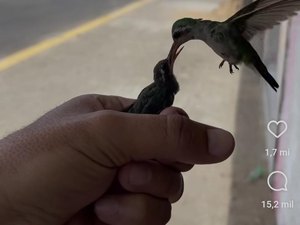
[127,45,183,114]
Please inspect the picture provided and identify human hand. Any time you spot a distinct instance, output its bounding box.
[0,95,234,225]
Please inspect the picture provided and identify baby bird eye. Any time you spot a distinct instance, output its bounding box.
[160,64,167,73]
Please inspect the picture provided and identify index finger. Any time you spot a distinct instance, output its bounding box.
[42,95,134,119]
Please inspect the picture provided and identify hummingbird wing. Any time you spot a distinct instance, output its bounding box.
[225,0,300,40]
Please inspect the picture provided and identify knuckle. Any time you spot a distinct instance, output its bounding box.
[72,94,99,103]
[71,94,104,111]
[79,110,117,134]
[134,196,171,225]
[165,115,191,150]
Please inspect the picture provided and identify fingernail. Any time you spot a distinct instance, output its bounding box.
[129,165,152,186]
[95,198,118,218]
[207,128,234,157]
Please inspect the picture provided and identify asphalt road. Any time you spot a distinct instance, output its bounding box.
[0,0,134,58]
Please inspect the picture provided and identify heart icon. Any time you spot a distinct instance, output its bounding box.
[267,120,288,139]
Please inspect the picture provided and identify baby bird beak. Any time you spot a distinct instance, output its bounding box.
[168,42,184,73]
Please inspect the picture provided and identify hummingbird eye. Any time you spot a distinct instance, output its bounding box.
[172,27,191,40]
[172,30,182,39]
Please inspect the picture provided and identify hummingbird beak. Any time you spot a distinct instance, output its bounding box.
[174,46,184,61]
[168,42,184,73]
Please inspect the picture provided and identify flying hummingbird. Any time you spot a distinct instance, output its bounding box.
[171,0,300,92]
[126,45,184,114]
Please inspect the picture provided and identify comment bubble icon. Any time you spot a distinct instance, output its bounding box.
[267,171,288,192]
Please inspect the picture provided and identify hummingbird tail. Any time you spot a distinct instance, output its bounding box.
[252,55,279,92]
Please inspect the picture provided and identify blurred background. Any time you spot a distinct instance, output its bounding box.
[0,0,299,224]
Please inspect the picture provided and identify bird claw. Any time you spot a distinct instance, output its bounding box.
[229,64,234,74]
[219,60,225,69]
[229,64,239,74]
[219,61,239,74]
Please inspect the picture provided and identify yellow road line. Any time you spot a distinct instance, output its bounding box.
[0,0,153,72]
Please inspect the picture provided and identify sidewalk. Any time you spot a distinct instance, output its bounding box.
[0,0,273,224]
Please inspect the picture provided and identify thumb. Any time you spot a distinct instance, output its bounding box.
[81,110,235,167]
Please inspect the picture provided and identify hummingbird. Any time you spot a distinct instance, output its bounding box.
[171,0,300,92]
[126,45,184,114]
